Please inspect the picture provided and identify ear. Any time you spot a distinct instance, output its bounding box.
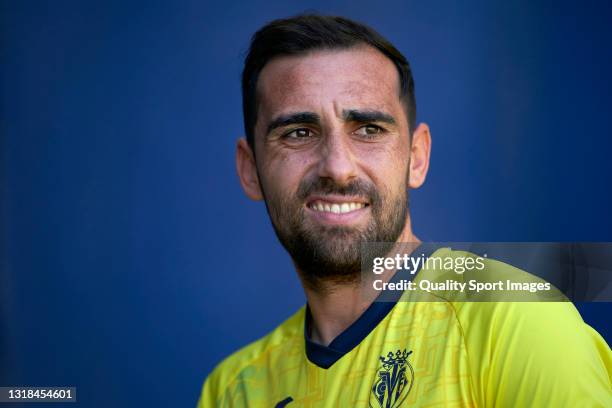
[408,123,432,189]
[236,138,264,200]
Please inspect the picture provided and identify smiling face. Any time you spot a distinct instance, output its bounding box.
[237,45,430,287]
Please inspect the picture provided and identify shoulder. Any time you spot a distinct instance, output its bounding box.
[434,247,601,359]
[197,307,305,407]
[432,249,612,406]
[456,300,611,406]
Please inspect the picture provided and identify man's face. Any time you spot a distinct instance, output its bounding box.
[251,46,413,285]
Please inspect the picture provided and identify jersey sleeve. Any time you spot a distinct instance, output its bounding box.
[197,373,217,408]
[196,354,251,408]
[196,307,306,408]
[461,301,612,407]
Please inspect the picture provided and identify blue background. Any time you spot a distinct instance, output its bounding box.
[1,1,611,407]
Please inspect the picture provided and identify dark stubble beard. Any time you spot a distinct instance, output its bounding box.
[261,174,409,290]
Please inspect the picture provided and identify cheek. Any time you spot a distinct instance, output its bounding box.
[259,151,311,202]
[357,142,410,191]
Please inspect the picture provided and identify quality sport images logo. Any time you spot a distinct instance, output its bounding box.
[370,349,414,408]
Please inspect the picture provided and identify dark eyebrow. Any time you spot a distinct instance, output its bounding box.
[343,109,397,125]
[266,112,321,135]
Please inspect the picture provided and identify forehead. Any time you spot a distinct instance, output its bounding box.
[256,46,403,121]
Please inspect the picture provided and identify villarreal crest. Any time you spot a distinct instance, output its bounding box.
[370,349,414,408]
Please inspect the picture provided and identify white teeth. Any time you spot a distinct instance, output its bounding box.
[309,201,366,214]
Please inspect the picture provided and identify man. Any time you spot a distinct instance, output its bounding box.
[198,14,611,407]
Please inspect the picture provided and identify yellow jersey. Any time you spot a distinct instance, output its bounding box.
[198,248,612,407]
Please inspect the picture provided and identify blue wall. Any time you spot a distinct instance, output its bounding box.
[1,1,611,407]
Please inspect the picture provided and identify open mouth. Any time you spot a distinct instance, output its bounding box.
[304,195,371,225]
[307,200,369,214]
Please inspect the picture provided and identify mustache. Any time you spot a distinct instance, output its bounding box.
[296,177,380,204]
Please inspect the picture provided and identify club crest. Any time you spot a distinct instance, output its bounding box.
[369,349,414,408]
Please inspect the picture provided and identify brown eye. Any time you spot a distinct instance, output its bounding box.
[355,125,383,137]
[285,128,312,139]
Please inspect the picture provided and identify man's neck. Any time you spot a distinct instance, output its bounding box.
[302,226,419,347]
[305,282,370,346]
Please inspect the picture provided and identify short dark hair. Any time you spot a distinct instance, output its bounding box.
[242,14,417,150]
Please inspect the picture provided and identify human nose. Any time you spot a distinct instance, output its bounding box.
[316,130,358,185]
